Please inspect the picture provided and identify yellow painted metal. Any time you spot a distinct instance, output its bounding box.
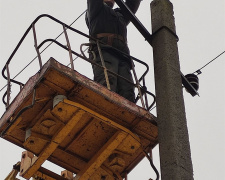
[33,167,69,180]
[34,171,56,180]
[64,99,141,143]
[6,117,23,135]
[4,162,20,180]
[0,58,158,179]
[19,151,70,180]
[21,109,85,179]
[20,99,142,179]
[61,170,73,180]
[74,131,128,180]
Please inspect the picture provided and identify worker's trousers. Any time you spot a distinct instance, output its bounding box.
[92,50,135,102]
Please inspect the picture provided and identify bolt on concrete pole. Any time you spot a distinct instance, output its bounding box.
[150,0,194,179]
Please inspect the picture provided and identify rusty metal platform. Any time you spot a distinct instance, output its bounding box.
[0,58,158,179]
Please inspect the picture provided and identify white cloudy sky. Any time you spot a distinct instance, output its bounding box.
[0,0,224,179]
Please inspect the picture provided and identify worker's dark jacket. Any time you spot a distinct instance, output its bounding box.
[86,0,141,59]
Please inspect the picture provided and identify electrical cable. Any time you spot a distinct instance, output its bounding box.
[150,105,156,111]
[148,50,225,110]
[0,9,87,92]
[194,50,225,75]
[143,150,160,180]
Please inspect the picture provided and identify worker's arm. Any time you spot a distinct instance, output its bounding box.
[87,0,103,23]
[117,0,141,25]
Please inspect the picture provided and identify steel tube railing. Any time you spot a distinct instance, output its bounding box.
[1,14,156,111]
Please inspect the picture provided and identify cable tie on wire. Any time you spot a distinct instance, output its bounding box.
[195,69,202,75]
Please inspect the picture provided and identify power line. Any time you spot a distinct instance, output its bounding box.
[194,50,225,75]
[0,10,87,92]
[150,50,225,110]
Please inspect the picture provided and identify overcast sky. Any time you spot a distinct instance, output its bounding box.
[0,0,224,179]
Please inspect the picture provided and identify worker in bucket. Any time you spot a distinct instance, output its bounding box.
[86,0,141,102]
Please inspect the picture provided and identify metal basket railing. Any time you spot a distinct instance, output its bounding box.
[1,14,155,111]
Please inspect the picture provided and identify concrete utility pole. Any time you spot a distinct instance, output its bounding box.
[150,0,194,179]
